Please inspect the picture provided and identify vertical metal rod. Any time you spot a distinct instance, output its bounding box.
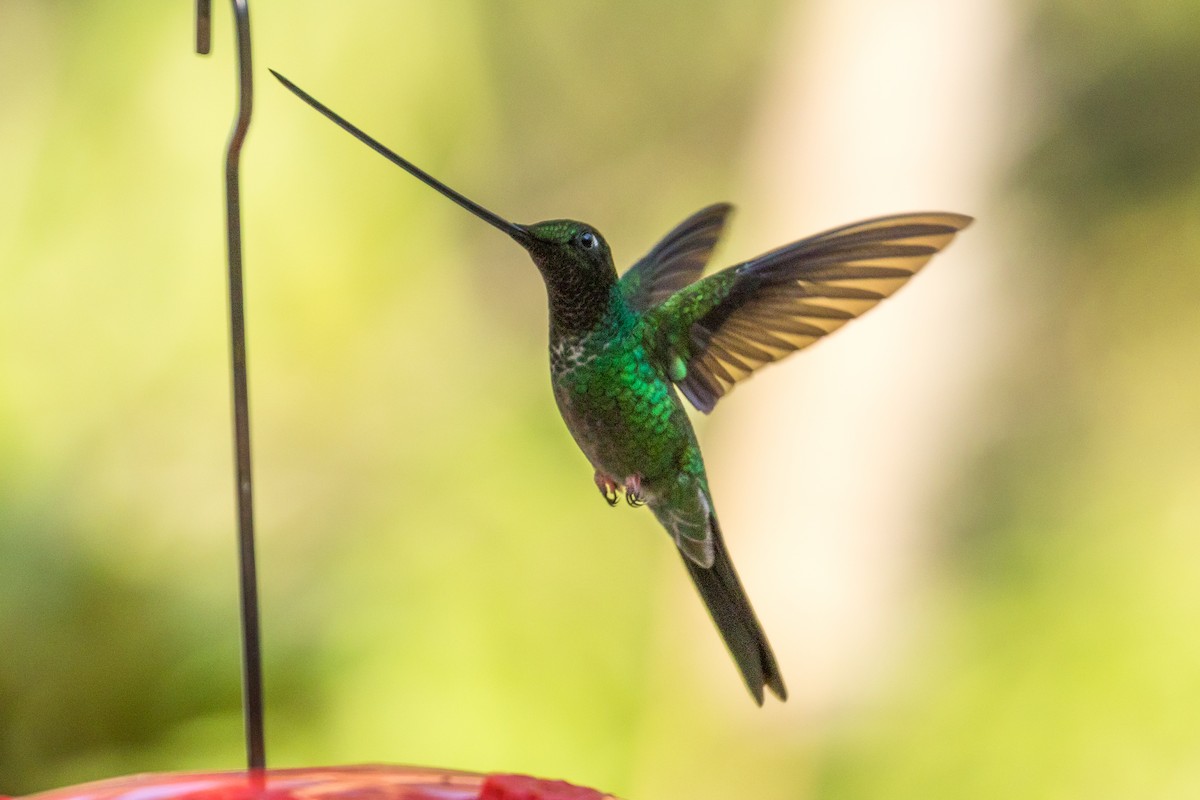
[195,0,212,54]
[195,0,266,772]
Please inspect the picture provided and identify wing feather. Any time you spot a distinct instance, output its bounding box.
[652,212,972,413]
[620,204,733,312]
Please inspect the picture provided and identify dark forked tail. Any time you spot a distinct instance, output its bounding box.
[681,515,786,704]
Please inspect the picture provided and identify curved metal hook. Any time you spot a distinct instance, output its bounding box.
[194,0,265,773]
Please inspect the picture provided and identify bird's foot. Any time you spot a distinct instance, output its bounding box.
[624,474,646,507]
[594,472,620,507]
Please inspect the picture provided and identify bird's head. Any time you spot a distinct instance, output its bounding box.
[513,219,617,289]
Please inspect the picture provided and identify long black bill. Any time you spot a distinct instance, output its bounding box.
[270,70,531,247]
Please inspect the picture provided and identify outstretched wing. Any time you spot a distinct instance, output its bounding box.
[648,212,973,413]
[619,203,733,312]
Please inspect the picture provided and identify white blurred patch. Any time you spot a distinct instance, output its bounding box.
[706,0,1015,722]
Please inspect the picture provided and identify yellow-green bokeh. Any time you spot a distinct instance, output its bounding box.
[3,1,1199,798]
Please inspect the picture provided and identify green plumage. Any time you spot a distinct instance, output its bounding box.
[525,208,972,704]
[549,281,714,561]
[272,71,972,705]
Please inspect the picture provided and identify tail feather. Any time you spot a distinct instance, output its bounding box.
[681,516,786,704]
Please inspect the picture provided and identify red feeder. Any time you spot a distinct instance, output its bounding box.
[12,767,615,800]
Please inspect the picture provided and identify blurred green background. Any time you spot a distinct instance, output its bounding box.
[3,0,1199,797]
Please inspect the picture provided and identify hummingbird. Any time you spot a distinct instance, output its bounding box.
[271,70,972,705]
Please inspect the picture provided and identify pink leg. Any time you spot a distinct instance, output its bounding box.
[594,471,620,507]
[624,474,646,507]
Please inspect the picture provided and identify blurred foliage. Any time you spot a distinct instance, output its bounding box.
[812,0,1200,797]
[2,0,1199,798]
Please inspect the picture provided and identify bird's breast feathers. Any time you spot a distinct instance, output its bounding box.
[549,330,688,483]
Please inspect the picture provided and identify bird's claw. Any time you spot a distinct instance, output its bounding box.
[595,472,620,507]
[624,475,645,507]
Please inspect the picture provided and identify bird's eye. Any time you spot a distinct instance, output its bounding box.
[577,231,598,250]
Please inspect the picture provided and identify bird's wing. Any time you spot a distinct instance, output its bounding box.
[647,212,973,413]
[619,203,733,313]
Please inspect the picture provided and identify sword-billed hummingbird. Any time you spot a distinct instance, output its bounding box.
[271,70,971,705]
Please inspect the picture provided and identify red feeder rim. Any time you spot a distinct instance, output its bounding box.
[11,766,616,800]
